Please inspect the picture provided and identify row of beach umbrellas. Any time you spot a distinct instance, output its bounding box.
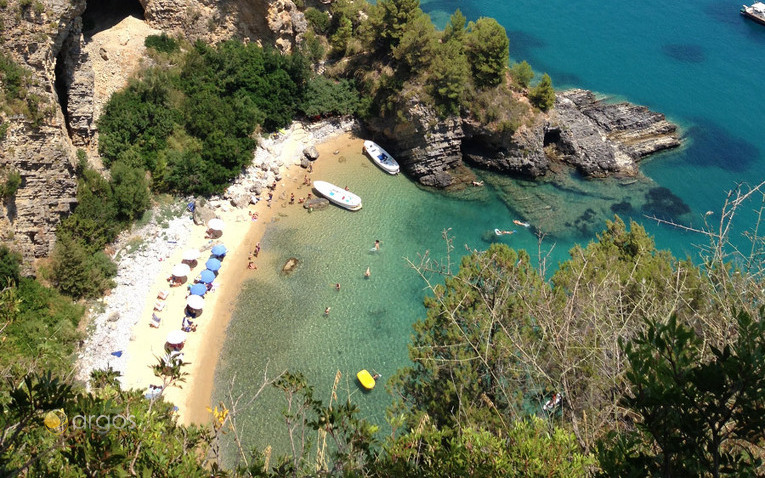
[162,219,227,365]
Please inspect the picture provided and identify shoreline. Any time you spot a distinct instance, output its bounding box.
[109,119,358,425]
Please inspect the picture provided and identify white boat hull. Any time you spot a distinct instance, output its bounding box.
[313,181,362,211]
[364,140,400,175]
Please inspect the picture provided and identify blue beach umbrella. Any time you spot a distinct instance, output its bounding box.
[189,283,207,296]
[206,258,222,272]
[211,244,227,257]
[199,269,215,284]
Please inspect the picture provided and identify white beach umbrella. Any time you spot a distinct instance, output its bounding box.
[186,295,205,310]
[166,330,187,345]
[171,263,191,278]
[208,218,225,231]
[182,249,200,261]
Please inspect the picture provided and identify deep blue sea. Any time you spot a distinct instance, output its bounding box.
[213,0,765,458]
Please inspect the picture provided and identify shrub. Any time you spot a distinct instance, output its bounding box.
[529,73,555,111]
[300,76,360,117]
[304,7,330,34]
[0,168,21,198]
[510,60,534,89]
[0,245,21,285]
[144,33,179,54]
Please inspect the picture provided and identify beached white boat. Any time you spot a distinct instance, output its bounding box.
[313,180,363,211]
[363,140,400,175]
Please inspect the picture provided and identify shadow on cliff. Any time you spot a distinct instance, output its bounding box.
[82,0,145,37]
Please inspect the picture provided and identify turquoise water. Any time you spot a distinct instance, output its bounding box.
[214,0,765,457]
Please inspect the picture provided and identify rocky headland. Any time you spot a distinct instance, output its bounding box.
[364,89,681,188]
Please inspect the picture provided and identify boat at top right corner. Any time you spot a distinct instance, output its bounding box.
[363,140,400,175]
[741,2,765,26]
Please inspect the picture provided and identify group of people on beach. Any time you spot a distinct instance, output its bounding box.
[247,242,261,270]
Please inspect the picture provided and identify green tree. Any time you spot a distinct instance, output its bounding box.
[391,13,438,72]
[427,40,470,116]
[442,9,467,45]
[391,243,547,431]
[331,16,354,55]
[529,73,555,111]
[110,160,151,221]
[379,0,424,51]
[510,60,534,88]
[598,310,765,477]
[301,30,326,64]
[50,234,115,299]
[464,17,509,88]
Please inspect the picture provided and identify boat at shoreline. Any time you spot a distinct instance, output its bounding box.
[313,180,362,211]
[741,2,765,25]
[363,140,400,175]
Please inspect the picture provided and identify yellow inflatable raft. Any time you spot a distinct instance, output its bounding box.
[357,370,376,390]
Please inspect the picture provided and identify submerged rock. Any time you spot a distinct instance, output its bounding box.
[304,198,329,210]
[282,257,299,274]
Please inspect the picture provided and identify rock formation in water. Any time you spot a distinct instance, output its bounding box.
[364,89,680,187]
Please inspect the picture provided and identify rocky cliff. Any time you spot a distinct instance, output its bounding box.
[0,0,83,270]
[139,0,307,53]
[365,88,680,187]
[365,97,464,188]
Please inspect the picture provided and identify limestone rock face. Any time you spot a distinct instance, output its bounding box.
[393,88,681,186]
[0,0,84,269]
[59,22,95,146]
[139,0,306,52]
[365,98,464,188]
[461,115,551,179]
[558,89,680,159]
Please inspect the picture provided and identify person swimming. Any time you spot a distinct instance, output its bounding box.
[374,239,380,251]
[364,267,370,278]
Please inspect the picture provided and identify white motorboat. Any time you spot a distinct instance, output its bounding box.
[363,140,400,175]
[313,181,362,211]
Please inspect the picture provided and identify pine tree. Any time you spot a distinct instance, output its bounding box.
[529,73,555,111]
[464,17,510,88]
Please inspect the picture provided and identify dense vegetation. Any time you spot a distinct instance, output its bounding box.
[0,246,84,381]
[97,38,347,196]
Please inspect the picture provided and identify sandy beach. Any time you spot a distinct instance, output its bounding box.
[121,125,361,425]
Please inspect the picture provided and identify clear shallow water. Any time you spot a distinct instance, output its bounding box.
[215,0,765,457]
